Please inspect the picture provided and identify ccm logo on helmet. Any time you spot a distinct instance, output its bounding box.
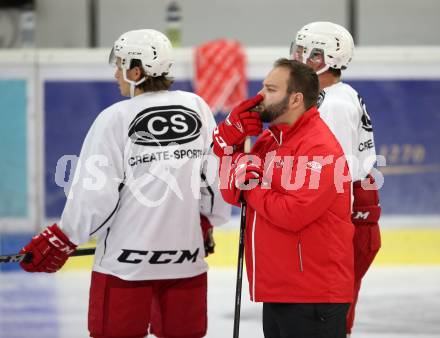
[128,105,202,146]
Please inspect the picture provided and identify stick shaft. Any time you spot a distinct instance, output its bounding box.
[233,201,247,338]
[233,136,251,338]
[0,247,96,264]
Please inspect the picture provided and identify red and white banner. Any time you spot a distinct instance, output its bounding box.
[194,39,247,114]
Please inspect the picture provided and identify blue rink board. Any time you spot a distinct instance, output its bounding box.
[44,80,440,218]
[0,80,28,218]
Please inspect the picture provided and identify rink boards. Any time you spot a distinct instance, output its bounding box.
[41,79,440,218]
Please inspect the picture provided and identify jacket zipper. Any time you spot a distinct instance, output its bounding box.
[297,233,304,272]
[251,210,257,300]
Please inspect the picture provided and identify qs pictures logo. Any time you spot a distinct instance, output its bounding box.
[128,105,202,146]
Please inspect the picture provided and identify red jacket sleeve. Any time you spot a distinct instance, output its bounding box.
[218,152,244,207]
[245,151,341,232]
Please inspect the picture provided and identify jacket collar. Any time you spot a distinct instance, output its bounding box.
[267,106,319,146]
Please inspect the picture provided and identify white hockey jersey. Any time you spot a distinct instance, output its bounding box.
[317,82,377,181]
[59,90,231,281]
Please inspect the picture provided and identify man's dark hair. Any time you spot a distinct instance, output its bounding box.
[130,59,174,92]
[328,67,342,77]
[273,58,319,110]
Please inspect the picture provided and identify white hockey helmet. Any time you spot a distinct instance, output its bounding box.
[109,29,174,77]
[290,22,354,73]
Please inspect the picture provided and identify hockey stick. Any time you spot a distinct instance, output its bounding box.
[233,137,251,338]
[0,247,96,264]
[233,198,247,338]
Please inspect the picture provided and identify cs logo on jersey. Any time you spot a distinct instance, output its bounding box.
[128,105,202,146]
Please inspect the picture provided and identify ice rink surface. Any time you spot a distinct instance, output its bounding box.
[1,266,439,338]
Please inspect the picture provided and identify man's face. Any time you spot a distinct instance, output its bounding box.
[114,57,141,97]
[291,45,304,63]
[114,58,130,96]
[256,67,290,123]
[292,45,324,73]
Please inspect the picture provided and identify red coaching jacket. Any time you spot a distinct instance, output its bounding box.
[226,106,354,303]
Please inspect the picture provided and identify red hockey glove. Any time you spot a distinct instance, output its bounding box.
[20,223,77,273]
[351,175,381,274]
[200,214,215,256]
[212,95,263,157]
[351,175,381,226]
[221,153,264,205]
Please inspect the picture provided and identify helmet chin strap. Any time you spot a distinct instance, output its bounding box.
[301,57,330,76]
[123,69,147,97]
[316,64,330,75]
